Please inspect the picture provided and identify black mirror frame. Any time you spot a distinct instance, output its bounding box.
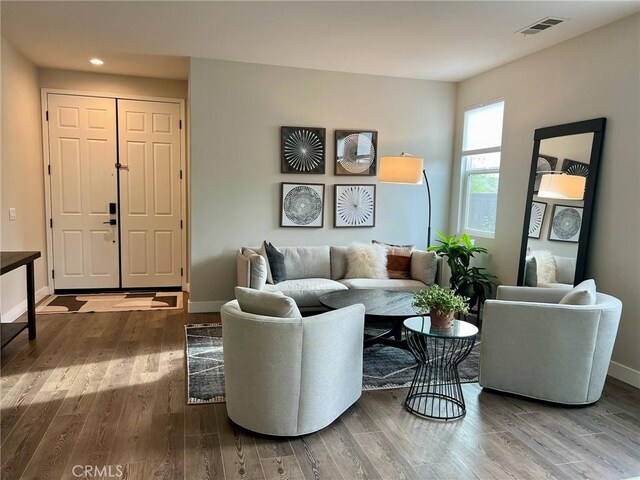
[517,117,607,286]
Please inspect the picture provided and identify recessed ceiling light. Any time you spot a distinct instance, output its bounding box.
[89,58,104,66]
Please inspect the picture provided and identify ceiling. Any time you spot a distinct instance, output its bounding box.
[2,1,639,82]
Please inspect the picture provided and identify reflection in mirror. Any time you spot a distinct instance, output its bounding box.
[518,119,606,288]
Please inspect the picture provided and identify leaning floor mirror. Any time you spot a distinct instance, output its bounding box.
[517,118,606,288]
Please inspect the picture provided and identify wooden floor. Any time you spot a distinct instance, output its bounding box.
[1,307,639,480]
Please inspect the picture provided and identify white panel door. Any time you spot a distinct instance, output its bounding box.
[118,100,182,287]
[48,94,119,289]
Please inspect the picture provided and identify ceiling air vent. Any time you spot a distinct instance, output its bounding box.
[518,17,566,36]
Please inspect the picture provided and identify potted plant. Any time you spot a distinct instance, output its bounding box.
[428,232,496,310]
[413,285,469,328]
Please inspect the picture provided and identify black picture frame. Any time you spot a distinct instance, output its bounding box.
[334,184,376,228]
[280,126,326,174]
[534,154,558,193]
[548,204,583,243]
[280,182,325,228]
[334,130,378,176]
[528,201,547,239]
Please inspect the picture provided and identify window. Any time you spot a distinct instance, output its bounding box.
[460,100,505,238]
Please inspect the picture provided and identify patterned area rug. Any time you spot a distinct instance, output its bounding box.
[36,292,183,314]
[185,323,479,404]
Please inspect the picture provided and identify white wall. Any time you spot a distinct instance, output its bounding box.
[1,38,48,321]
[451,14,640,381]
[39,68,188,99]
[189,58,456,310]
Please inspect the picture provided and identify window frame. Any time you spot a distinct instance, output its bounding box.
[459,99,505,239]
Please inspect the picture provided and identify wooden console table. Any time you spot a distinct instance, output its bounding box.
[1,251,41,348]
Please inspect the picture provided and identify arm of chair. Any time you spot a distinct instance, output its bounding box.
[480,300,602,404]
[297,304,366,434]
[221,301,304,435]
[496,285,568,303]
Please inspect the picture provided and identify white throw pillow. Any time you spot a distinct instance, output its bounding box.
[257,243,274,284]
[247,254,267,290]
[532,250,556,284]
[345,242,388,279]
[559,279,596,305]
[235,286,301,318]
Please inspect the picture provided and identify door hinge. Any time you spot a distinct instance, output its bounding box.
[47,164,51,175]
[179,119,182,129]
[179,169,183,180]
[180,220,183,229]
[45,111,49,122]
[50,218,53,228]
[52,269,55,279]
[181,267,184,277]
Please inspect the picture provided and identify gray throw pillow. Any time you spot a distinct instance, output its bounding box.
[235,287,301,318]
[524,256,538,287]
[559,279,596,305]
[264,242,287,284]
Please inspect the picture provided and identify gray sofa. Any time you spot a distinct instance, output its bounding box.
[237,245,439,308]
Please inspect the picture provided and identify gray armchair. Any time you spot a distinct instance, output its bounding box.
[480,285,622,405]
[221,300,365,436]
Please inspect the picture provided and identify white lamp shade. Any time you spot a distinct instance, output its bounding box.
[538,174,586,200]
[378,155,424,184]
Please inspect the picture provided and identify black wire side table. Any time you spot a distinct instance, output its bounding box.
[403,316,478,421]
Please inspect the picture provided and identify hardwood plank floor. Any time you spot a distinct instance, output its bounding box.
[1,306,639,480]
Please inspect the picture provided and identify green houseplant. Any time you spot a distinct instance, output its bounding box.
[428,231,496,309]
[413,285,469,328]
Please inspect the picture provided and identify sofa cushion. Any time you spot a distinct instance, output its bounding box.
[256,244,274,284]
[410,251,438,286]
[264,278,347,308]
[278,246,331,280]
[264,242,287,284]
[373,240,415,279]
[345,243,388,279]
[235,286,301,318]
[330,246,349,280]
[559,279,596,305]
[554,256,577,285]
[338,278,427,291]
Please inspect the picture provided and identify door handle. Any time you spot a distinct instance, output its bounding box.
[115,163,129,170]
[103,219,117,225]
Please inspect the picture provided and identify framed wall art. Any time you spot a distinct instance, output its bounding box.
[561,158,589,178]
[528,201,547,239]
[280,183,325,228]
[335,130,378,176]
[281,126,326,174]
[334,184,376,228]
[534,154,558,193]
[548,204,583,243]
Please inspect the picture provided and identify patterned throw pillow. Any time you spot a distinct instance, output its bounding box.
[372,240,416,279]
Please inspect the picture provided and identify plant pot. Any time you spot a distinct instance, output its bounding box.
[430,308,454,328]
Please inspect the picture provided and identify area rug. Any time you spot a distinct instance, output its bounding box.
[36,292,183,314]
[185,323,479,405]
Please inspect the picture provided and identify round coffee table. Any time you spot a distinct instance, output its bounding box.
[319,289,419,350]
[402,316,478,420]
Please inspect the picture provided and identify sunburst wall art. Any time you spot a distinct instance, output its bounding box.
[528,201,547,239]
[535,154,558,193]
[280,183,325,228]
[335,130,378,176]
[281,126,326,174]
[561,158,589,178]
[334,184,376,228]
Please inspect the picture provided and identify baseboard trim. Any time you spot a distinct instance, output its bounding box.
[187,299,226,313]
[2,286,51,323]
[608,361,640,388]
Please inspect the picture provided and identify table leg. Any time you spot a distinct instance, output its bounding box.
[26,261,36,340]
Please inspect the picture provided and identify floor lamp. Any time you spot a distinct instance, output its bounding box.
[378,153,432,248]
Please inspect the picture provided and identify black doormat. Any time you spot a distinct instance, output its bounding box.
[185,323,479,405]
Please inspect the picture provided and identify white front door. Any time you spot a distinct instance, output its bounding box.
[48,94,119,289]
[118,100,182,288]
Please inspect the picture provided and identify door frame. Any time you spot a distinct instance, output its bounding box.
[40,88,189,292]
